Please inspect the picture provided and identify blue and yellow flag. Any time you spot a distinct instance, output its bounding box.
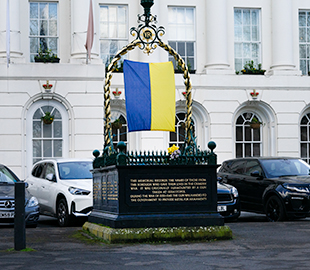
[123,60,175,132]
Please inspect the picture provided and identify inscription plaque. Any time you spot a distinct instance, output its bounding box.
[129,178,207,204]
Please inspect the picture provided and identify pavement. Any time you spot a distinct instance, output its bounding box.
[1,214,310,269]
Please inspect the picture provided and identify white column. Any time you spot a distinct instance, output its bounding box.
[71,0,100,64]
[0,0,23,62]
[205,0,233,74]
[0,1,7,57]
[270,0,300,75]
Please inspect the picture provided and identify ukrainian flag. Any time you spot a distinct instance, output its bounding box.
[123,60,175,132]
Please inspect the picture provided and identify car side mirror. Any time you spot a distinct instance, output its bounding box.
[24,182,29,188]
[251,170,262,178]
[46,173,56,182]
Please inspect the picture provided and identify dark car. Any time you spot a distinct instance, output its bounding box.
[217,181,240,220]
[0,164,39,227]
[217,157,310,222]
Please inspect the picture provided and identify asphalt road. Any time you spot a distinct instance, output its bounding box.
[1,213,310,270]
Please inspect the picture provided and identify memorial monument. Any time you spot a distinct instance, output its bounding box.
[90,0,224,228]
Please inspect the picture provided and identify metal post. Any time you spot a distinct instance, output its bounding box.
[14,182,26,251]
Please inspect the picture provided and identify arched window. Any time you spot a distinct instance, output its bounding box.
[235,112,262,158]
[111,112,127,151]
[169,112,195,150]
[32,105,62,164]
[26,100,69,175]
[300,113,310,164]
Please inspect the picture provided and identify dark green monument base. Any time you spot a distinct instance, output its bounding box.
[90,165,224,228]
[89,212,223,228]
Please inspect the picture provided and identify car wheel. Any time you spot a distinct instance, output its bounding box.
[57,199,71,227]
[265,195,286,222]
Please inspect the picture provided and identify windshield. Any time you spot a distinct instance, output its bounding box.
[58,161,92,180]
[0,166,17,184]
[260,159,310,178]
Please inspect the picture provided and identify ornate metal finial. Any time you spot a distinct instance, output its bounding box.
[130,0,165,55]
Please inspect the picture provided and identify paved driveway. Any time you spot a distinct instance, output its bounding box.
[0,213,310,270]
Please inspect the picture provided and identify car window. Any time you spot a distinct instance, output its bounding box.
[58,162,92,180]
[229,160,246,174]
[244,160,262,176]
[32,164,44,178]
[0,167,16,183]
[219,160,246,174]
[44,163,55,179]
[260,159,310,178]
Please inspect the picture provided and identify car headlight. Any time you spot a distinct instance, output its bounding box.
[27,196,39,207]
[68,187,91,195]
[231,187,239,198]
[284,184,309,193]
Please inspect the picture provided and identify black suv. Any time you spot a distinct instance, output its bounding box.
[218,157,310,221]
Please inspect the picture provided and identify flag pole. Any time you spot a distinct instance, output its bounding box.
[6,0,10,68]
[85,0,94,65]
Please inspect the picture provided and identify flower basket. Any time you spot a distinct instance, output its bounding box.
[34,48,60,63]
[250,123,261,129]
[35,57,60,63]
[41,112,54,125]
[112,118,125,129]
[112,122,122,129]
[241,61,265,75]
[43,118,54,125]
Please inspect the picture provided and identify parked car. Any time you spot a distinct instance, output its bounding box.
[217,181,240,220]
[217,157,310,222]
[0,164,39,227]
[25,159,93,227]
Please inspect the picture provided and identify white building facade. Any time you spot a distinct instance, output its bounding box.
[1,0,310,178]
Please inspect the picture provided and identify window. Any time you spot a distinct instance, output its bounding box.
[99,5,128,68]
[244,160,262,176]
[230,160,246,174]
[32,105,62,164]
[31,163,44,178]
[169,112,195,150]
[168,7,195,71]
[44,163,55,179]
[111,112,127,151]
[300,112,310,163]
[29,2,58,62]
[234,8,261,72]
[235,112,262,158]
[299,11,310,75]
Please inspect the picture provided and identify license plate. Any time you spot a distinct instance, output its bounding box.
[0,212,14,218]
[217,205,227,212]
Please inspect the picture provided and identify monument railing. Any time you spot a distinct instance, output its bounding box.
[93,141,217,168]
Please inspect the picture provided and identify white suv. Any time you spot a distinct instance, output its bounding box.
[26,158,93,226]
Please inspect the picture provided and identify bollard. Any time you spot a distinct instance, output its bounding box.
[14,182,26,251]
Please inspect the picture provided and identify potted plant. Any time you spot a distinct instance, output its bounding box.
[34,47,60,63]
[41,112,54,125]
[241,60,265,75]
[249,117,263,129]
[174,60,195,74]
[112,118,125,129]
